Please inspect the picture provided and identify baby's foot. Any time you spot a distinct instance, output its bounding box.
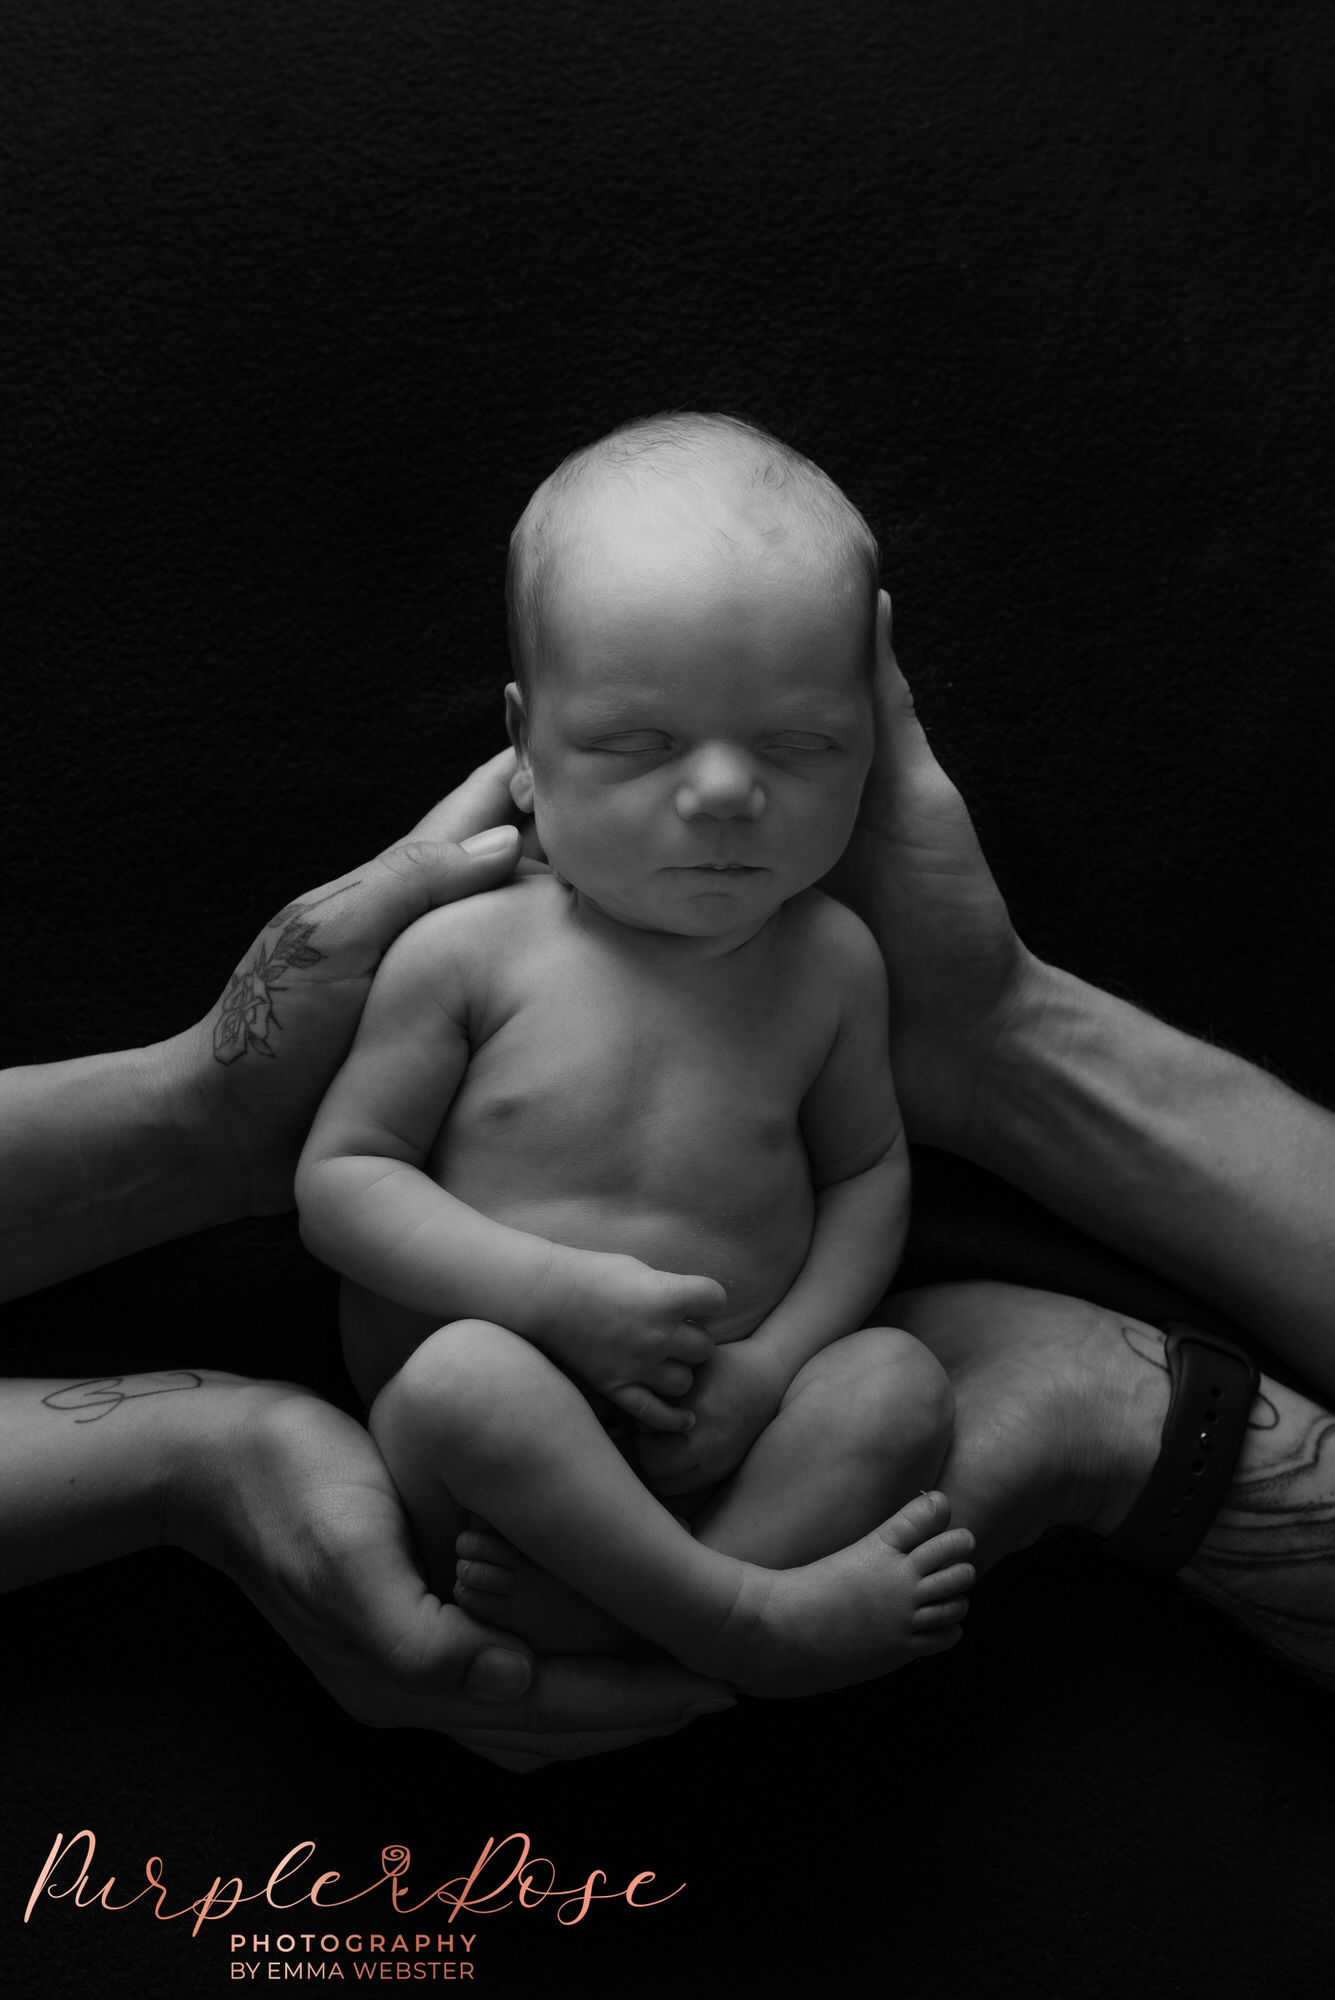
[705,1492,975,1697]
[454,1521,637,1657]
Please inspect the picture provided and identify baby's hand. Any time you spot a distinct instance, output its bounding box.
[635,1339,787,1494]
[535,1247,723,1431]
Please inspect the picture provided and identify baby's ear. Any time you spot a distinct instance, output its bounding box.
[504,683,536,812]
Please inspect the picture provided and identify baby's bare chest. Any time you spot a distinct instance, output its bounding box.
[426,936,834,1220]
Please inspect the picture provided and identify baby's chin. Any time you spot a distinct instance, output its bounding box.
[564,876,796,942]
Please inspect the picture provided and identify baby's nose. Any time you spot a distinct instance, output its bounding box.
[674,744,765,821]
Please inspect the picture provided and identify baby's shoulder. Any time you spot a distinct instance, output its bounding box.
[371,867,563,995]
[779,888,886,992]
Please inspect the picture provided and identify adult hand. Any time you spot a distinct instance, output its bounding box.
[444,1651,735,1773]
[169,1379,732,1758]
[825,595,1035,1150]
[178,753,525,1218]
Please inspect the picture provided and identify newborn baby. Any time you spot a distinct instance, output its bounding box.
[297,412,974,1697]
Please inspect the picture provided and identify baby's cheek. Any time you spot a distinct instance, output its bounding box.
[532,802,616,895]
[792,796,862,883]
[530,797,579,876]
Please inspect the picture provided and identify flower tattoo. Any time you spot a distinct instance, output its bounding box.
[212,886,353,1065]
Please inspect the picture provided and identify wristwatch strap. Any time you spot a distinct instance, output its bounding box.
[1102,1322,1260,1576]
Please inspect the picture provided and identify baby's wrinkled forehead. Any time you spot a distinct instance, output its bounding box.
[544,465,861,634]
[507,415,881,697]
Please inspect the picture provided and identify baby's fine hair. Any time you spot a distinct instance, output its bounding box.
[506,411,881,695]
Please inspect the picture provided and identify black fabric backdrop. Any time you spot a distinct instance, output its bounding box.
[4,4,1335,1995]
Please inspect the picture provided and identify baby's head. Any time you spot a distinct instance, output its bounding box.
[505,412,881,940]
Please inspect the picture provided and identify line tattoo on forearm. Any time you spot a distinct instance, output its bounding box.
[41,1373,204,1422]
[1185,1398,1335,1690]
[212,882,359,1065]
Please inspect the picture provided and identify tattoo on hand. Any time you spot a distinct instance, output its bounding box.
[212,884,357,1066]
[42,1373,203,1422]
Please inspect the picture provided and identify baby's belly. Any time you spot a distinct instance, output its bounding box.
[463,1185,813,1340]
[341,1173,813,1403]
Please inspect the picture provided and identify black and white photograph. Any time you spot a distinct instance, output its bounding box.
[3,6,1334,1995]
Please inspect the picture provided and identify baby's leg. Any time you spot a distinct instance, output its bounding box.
[371,1321,637,1655]
[446,1332,935,1628]
[692,1326,956,1567]
[372,1319,974,1693]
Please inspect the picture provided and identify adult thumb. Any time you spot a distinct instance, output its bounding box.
[871,593,932,784]
[366,824,523,942]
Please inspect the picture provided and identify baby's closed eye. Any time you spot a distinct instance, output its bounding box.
[587,732,673,756]
[764,732,836,754]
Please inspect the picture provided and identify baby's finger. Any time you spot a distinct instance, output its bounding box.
[668,1322,715,1365]
[644,1360,694,1396]
[663,1273,728,1324]
[608,1384,696,1433]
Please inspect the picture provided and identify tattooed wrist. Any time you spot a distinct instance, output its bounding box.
[212,884,357,1066]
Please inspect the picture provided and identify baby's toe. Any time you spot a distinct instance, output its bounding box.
[452,1578,500,1617]
[452,1569,525,1634]
[456,1525,523,1568]
[915,1558,976,1601]
[912,1597,970,1630]
[878,1490,955,1555]
[908,1623,965,1656]
[455,1555,515,1596]
[909,1527,976,1578]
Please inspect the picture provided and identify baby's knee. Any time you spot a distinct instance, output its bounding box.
[371,1318,536,1455]
[835,1326,955,1457]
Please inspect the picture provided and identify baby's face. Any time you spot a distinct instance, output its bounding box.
[510,504,874,941]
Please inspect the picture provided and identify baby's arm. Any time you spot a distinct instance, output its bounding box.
[753,909,908,1374]
[640,903,906,1491]
[296,905,719,1428]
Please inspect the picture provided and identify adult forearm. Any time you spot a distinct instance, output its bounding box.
[0,1040,234,1303]
[0,1367,229,1588]
[967,959,1335,1389]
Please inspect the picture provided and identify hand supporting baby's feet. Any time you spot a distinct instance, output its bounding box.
[454,1518,638,1658]
[456,1496,971,1696]
[702,1491,975,1698]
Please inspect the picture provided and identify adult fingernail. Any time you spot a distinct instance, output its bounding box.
[682,1697,737,1719]
[466,1647,531,1700]
[461,825,520,856]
